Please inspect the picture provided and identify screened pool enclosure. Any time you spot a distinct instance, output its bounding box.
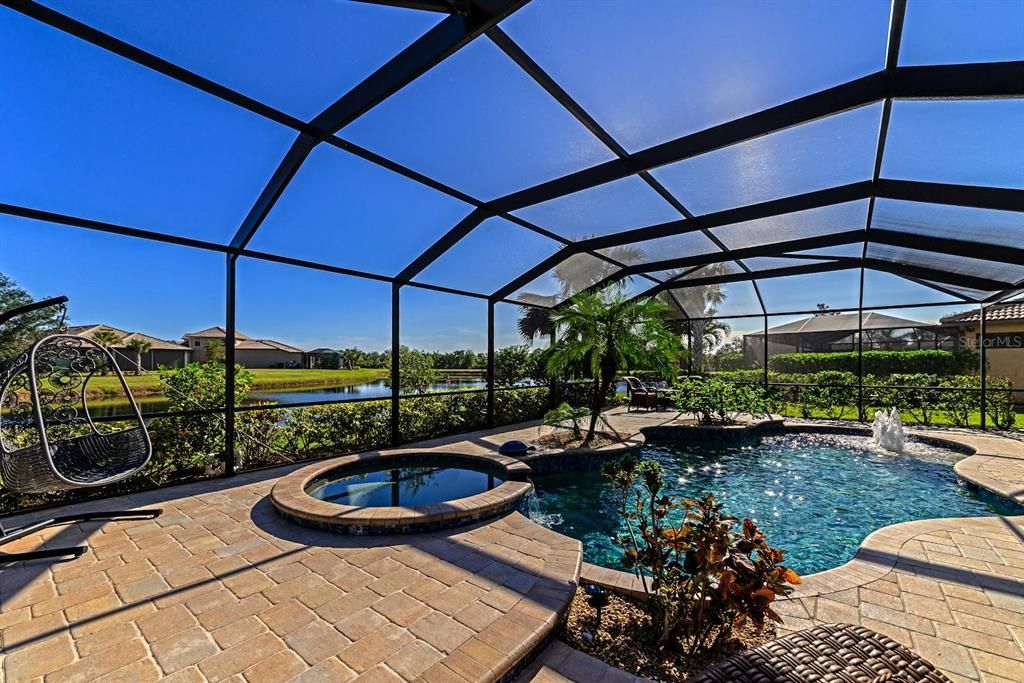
[1,0,1022,503]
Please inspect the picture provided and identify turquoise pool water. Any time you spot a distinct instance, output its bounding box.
[529,433,1023,575]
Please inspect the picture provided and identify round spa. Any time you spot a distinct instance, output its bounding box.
[271,452,532,535]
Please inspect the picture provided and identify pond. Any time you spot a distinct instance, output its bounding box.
[90,377,487,418]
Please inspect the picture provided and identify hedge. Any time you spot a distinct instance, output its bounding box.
[768,349,977,375]
[0,382,608,514]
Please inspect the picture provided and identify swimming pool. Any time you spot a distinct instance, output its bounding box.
[529,433,1023,575]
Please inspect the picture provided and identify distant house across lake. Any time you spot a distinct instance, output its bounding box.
[67,324,191,371]
[183,326,308,368]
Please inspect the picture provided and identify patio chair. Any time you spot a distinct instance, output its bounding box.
[0,297,160,564]
[685,623,951,682]
[623,376,658,412]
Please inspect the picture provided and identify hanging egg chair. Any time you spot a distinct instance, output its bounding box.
[0,334,152,494]
[0,297,160,564]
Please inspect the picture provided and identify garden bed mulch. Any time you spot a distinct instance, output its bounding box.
[561,588,776,682]
[537,430,624,450]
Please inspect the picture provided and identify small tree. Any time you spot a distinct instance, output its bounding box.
[91,329,123,374]
[494,345,531,386]
[0,273,63,362]
[125,338,152,375]
[340,347,362,370]
[388,346,437,394]
[204,339,225,364]
[547,288,680,442]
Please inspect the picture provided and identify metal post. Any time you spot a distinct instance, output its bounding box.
[687,323,694,376]
[224,255,237,476]
[391,283,401,445]
[762,314,769,389]
[980,304,987,430]
[857,304,865,422]
[487,301,495,428]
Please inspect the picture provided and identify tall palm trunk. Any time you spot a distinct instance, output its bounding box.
[587,340,618,441]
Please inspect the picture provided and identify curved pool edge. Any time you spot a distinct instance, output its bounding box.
[271,449,533,535]
[579,422,1024,599]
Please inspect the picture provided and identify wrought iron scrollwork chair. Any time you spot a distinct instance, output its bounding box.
[0,296,160,564]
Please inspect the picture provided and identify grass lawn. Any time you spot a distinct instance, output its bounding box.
[774,404,1024,429]
[74,368,389,397]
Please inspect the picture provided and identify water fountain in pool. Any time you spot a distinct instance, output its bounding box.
[871,407,906,453]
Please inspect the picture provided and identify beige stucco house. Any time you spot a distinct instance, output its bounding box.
[67,324,191,371]
[941,302,1024,393]
[182,327,307,369]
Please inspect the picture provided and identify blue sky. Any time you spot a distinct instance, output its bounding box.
[2,1,1019,352]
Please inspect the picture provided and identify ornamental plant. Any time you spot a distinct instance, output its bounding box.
[542,401,591,441]
[674,377,768,425]
[602,456,799,654]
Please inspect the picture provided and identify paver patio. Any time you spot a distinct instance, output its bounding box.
[2,410,1024,682]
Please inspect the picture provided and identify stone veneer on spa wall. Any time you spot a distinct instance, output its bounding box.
[271,450,533,535]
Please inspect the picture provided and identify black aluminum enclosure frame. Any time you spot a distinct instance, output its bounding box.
[2,0,1023,485]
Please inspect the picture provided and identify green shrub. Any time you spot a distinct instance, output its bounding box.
[602,456,799,653]
[542,402,590,440]
[674,378,767,425]
[768,349,977,375]
[801,371,856,420]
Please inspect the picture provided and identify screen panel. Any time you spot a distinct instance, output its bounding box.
[512,253,622,304]
[341,37,615,200]
[882,100,1024,189]
[871,199,1023,247]
[38,0,443,120]
[866,243,1024,286]
[0,8,294,242]
[512,176,681,241]
[415,217,562,295]
[601,230,721,269]
[758,269,861,313]
[401,288,486,395]
[651,104,881,215]
[501,0,888,151]
[236,257,392,404]
[900,0,1024,66]
[861,269,968,308]
[248,144,471,276]
[0,213,223,416]
[710,201,869,250]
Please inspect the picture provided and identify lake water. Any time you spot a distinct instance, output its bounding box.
[93,377,487,418]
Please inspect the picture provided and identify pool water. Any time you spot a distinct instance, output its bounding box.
[529,433,1023,575]
[308,465,502,507]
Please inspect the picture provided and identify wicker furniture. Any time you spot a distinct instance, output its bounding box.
[685,623,952,683]
[624,376,659,411]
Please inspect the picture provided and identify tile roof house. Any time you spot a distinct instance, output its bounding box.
[942,302,1024,391]
[742,311,952,365]
[183,327,307,368]
[67,324,191,371]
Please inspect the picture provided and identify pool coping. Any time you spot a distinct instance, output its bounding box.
[271,449,534,535]
[579,422,1024,600]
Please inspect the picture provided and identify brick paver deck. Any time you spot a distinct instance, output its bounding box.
[2,411,1024,682]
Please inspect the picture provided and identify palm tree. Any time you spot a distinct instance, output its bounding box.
[90,329,122,375]
[517,243,646,345]
[547,287,681,442]
[340,347,362,370]
[663,263,733,372]
[124,338,152,375]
